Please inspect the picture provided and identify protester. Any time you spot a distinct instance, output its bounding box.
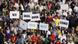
[31,33,38,44]
[0,0,78,44]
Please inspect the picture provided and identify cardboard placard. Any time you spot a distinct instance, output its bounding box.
[28,22,38,29]
[39,23,49,31]
[19,20,28,30]
[61,4,69,11]
[31,13,40,21]
[23,12,32,20]
[59,19,69,28]
[10,11,19,19]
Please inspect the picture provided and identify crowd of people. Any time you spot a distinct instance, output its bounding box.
[0,0,78,44]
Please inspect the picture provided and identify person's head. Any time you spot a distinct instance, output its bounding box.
[37,34,40,37]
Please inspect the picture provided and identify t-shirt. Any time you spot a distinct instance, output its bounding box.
[47,31,51,37]
[28,2,35,9]
[54,18,60,26]
[74,6,78,13]
[14,3,19,10]
[31,35,38,42]
[39,5,44,12]
[6,30,11,41]
[57,29,62,36]
[68,8,72,12]
[11,27,18,35]
[48,3,52,10]
[68,8,72,15]
[56,9,62,16]
[45,37,50,44]
[20,4,24,11]
[56,41,61,44]
[50,33,56,41]
[63,12,67,17]
[11,35,17,43]
[60,34,66,42]
[22,34,27,39]
[46,16,53,24]
[58,31,62,39]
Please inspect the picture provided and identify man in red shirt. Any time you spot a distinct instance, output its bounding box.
[50,32,56,44]
[55,39,61,44]
[31,33,38,44]
[10,33,17,44]
[37,34,43,44]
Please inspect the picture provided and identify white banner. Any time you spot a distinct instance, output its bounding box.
[19,20,28,30]
[10,11,19,19]
[61,4,69,11]
[28,22,38,29]
[22,12,32,20]
[31,13,40,21]
[39,23,49,31]
[59,19,69,28]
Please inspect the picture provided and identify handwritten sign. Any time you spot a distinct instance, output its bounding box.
[19,20,28,30]
[28,22,38,29]
[59,19,69,28]
[39,23,49,31]
[31,13,40,21]
[23,12,32,20]
[10,11,19,19]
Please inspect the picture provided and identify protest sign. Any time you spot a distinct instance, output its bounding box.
[31,13,40,21]
[28,22,38,29]
[59,19,69,28]
[23,12,32,20]
[61,4,69,11]
[10,11,19,19]
[39,23,49,31]
[19,20,28,30]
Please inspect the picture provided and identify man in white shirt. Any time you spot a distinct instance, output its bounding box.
[60,34,66,43]
[14,2,19,10]
[33,0,38,3]
[39,5,44,12]
[74,5,78,13]
[28,2,35,10]
[46,30,51,37]
[68,8,72,15]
